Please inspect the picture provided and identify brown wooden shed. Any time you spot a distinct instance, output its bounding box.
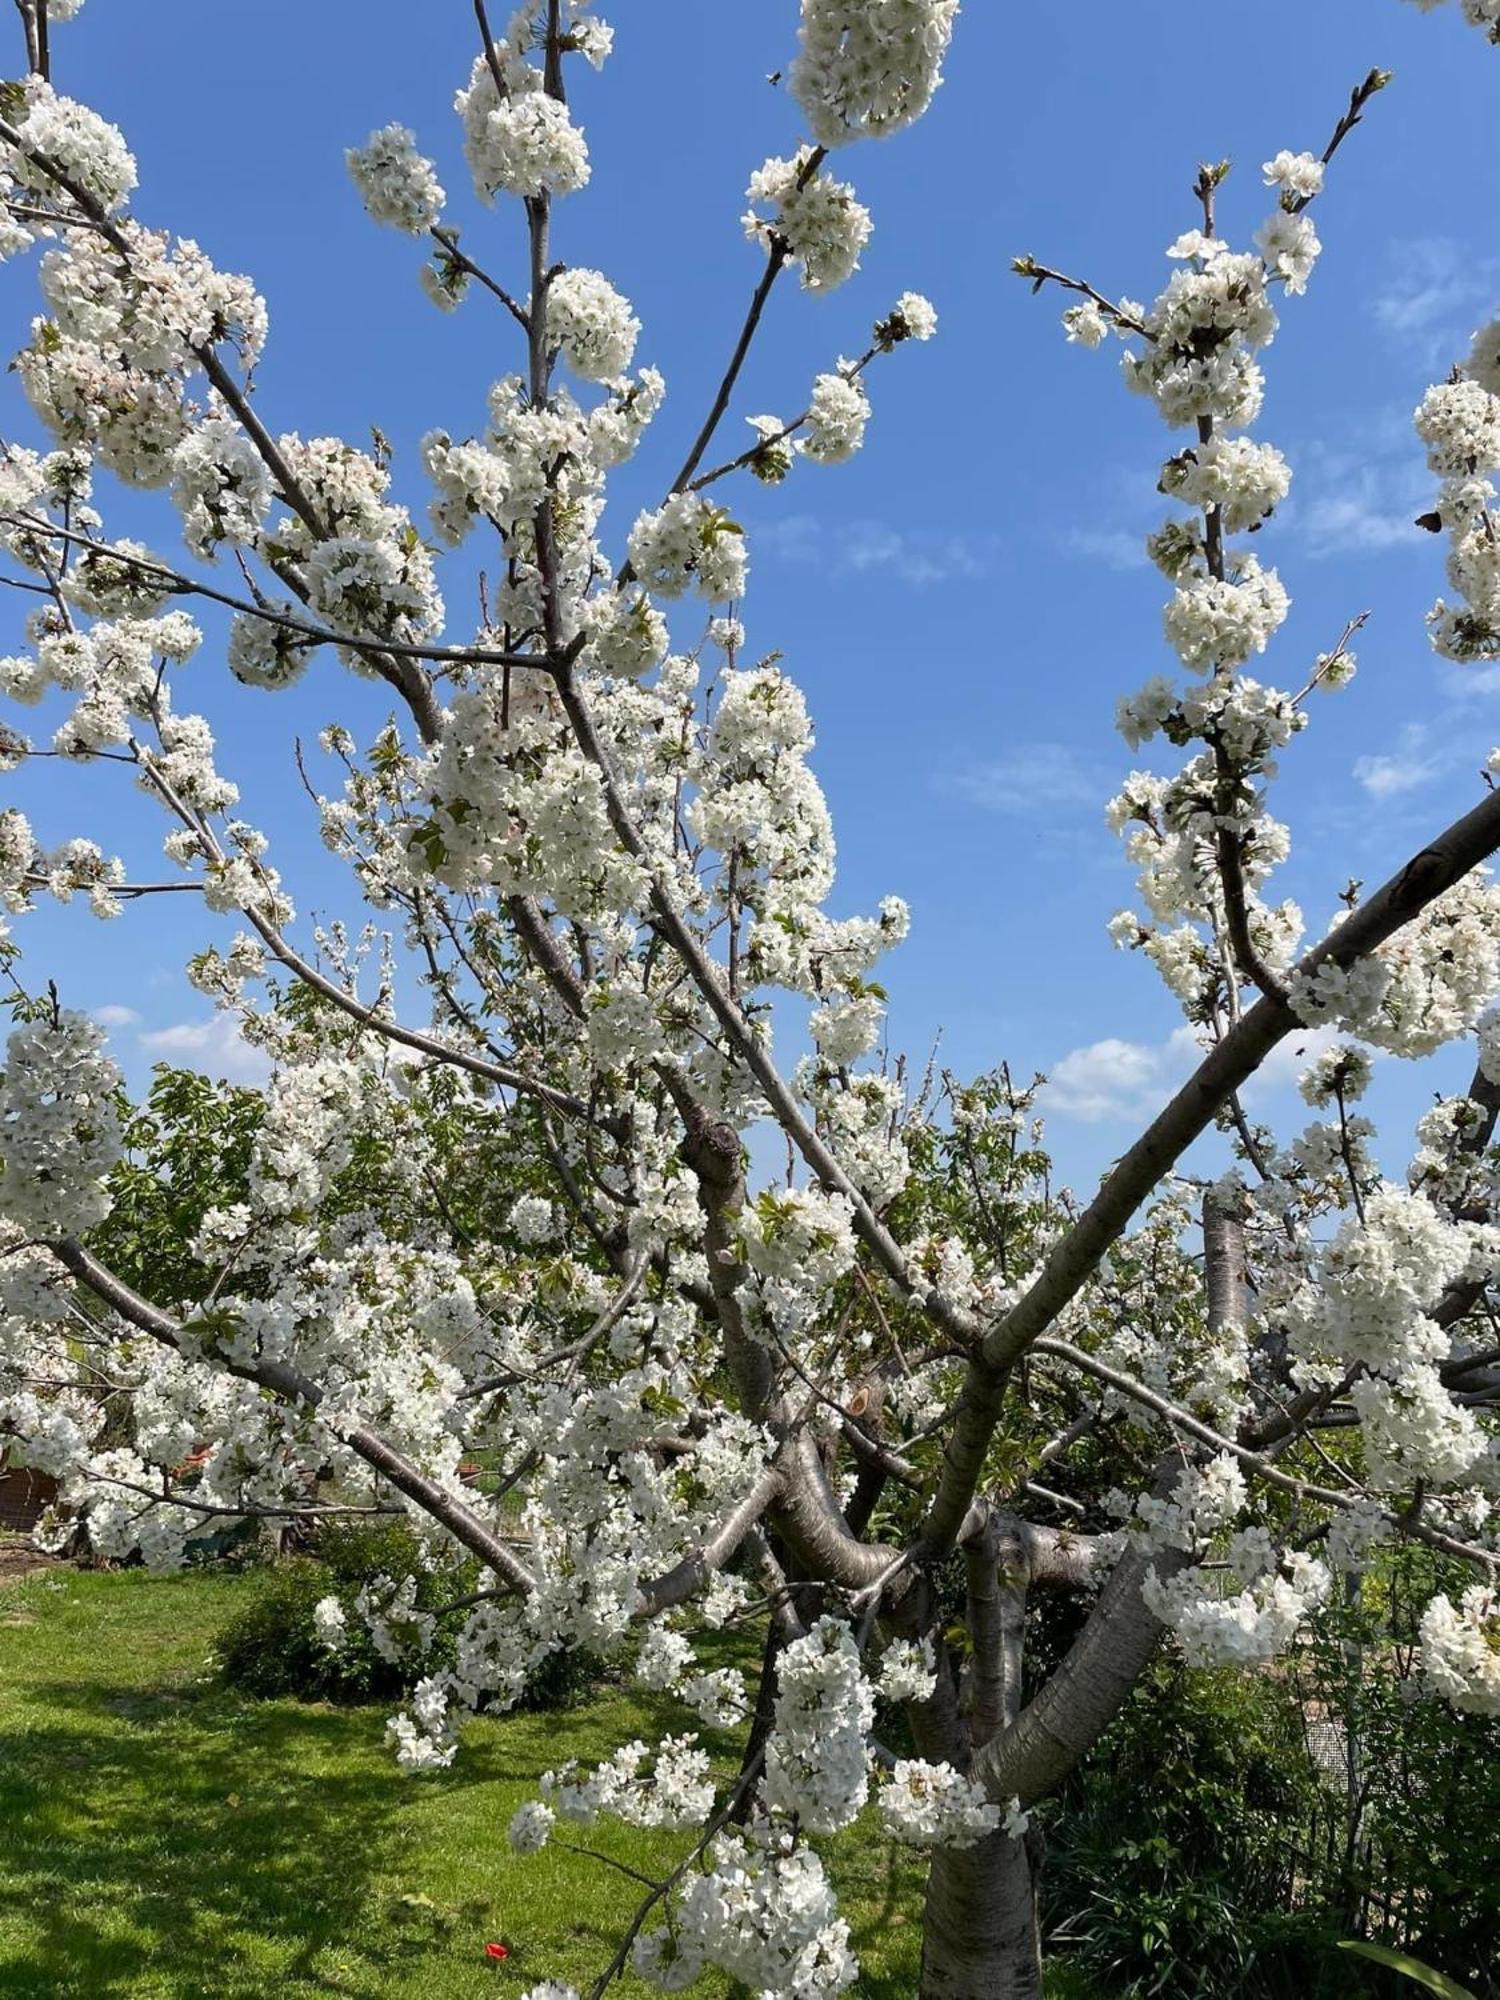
[0,1462,57,1532]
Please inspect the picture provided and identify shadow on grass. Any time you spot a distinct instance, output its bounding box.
[0,1683,419,1997]
[0,1595,927,1998]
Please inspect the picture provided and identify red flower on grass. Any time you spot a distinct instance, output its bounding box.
[484,1941,509,1961]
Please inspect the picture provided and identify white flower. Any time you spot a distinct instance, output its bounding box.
[887,291,938,341]
[1261,149,1324,201]
[0,1011,124,1237]
[1419,1587,1500,1715]
[1063,301,1109,349]
[509,1193,559,1245]
[1162,559,1289,671]
[346,126,445,233]
[546,267,639,382]
[764,1616,874,1834]
[1255,210,1321,294]
[790,0,960,146]
[628,494,747,602]
[507,1801,556,1854]
[876,1636,937,1703]
[879,1759,1000,1848]
[312,1596,348,1651]
[744,150,871,293]
[802,371,870,464]
[456,56,590,201]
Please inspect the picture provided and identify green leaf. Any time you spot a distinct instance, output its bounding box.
[1337,1941,1476,1999]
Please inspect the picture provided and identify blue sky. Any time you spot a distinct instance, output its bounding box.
[5,0,1499,1195]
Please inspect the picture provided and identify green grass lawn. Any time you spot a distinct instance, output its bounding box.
[0,1561,932,1999]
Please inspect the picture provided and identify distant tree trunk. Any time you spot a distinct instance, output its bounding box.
[920,1830,1043,1999]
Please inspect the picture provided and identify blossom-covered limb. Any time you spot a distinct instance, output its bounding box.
[49,1237,539,1590]
[0,512,545,672]
[664,145,828,498]
[1033,1336,1497,1571]
[986,782,1500,1375]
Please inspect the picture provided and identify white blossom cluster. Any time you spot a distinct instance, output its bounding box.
[0,1012,123,1236]
[744,150,871,293]
[346,125,446,234]
[540,1734,715,1829]
[546,266,640,382]
[659,1826,857,1996]
[763,1617,875,1833]
[1290,876,1500,1058]
[1414,343,1500,662]
[876,1634,937,1701]
[3,76,136,219]
[789,0,959,146]
[455,50,590,201]
[1419,1587,1500,1714]
[878,1759,1001,1848]
[1144,1548,1333,1668]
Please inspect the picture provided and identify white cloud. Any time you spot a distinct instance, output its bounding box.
[950,742,1101,817]
[1045,1022,1345,1123]
[137,1014,272,1085]
[757,514,1003,586]
[92,1004,141,1029]
[1064,526,1149,572]
[1297,485,1419,558]
[1443,662,1500,702]
[1279,432,1427,561]
[1044,1026,1200,1123]
[1354,751,1443,798]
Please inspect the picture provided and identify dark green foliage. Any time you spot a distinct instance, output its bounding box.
[215,1555,408,1703]
[1039,1659,1374,2000]
[1350,1678,1500,1999]
[215,1521,454,1703]
[511,1642,616,1714]
[89,1065,263,1309]
[1291,1557,1500,2000]
[214,1521,611,1712]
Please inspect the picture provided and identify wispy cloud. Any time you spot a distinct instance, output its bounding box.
[1296,484,1420,559]
[1064,526,1149,572]
[137,1014,272,1084]
[1442,662,1500,702]
[1280,432,1428,562]
[1353,750,1443,798]
[1351,720,1477,800]
[949,742,1102,817]
[757,514,1005,587]
[1373,238,1499,363]
[92,1004,141,1029]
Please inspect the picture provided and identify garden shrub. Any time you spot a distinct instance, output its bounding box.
[215,1520,612,1710]
[1038,1658,1376,2000]
[215,1554,409,1703]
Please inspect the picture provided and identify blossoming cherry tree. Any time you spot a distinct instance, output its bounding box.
[3,1,1500,1995]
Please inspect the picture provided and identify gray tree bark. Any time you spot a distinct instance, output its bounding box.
[920,1830,1043,2000]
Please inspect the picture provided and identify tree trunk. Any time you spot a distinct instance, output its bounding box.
[919,1828,1042,1999]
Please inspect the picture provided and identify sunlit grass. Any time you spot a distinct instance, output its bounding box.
[0,1564,936,1998]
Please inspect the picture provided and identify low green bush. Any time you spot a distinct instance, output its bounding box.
[215,1554,408,1703]
[1039,1658,1376,2000]
[214,1520,613,1711]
